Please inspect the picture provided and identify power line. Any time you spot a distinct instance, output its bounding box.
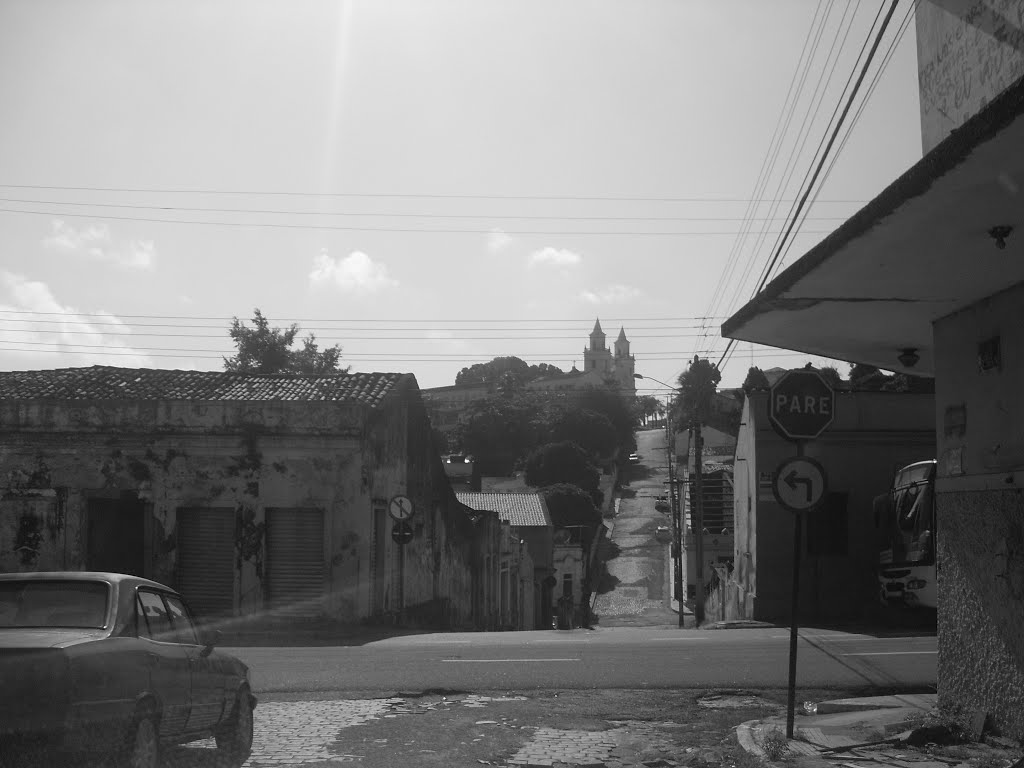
[698,0,835,354]
[809,0,920,220]
[716,0,901,376]
[0,183,870,205]
[0,207,838,237]
[0,310,728,323]
[0,344,840,362]
[0,197,857,223]
[722,0,868,329]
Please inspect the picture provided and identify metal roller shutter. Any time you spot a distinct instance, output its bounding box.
[176,508,235,620]
[266,508,325,618]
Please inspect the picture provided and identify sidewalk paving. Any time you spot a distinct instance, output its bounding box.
[736,694,1022,768]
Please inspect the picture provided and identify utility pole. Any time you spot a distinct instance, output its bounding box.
[692,420,705,625]
[665,414,683,627]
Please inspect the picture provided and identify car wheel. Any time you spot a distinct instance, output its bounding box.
[215,690,254,765]
[124,714,160,768]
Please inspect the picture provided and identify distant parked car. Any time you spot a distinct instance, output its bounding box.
[656,525,672,541]
[655,495,671,512]
[0,571,255,768]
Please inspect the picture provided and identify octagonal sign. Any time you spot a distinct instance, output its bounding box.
[769,369,835,441]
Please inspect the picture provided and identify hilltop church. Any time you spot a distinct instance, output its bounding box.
[422,319,637,436]
[525,319,636,395]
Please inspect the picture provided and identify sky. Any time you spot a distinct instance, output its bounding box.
[0,0,923,399]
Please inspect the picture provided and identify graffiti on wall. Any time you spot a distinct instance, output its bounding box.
[918,1,1024,152]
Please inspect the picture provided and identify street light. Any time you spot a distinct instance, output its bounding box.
[634,373,685,626]
[633,372,676,391]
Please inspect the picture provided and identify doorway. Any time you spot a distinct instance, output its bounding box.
[86,495,146,577]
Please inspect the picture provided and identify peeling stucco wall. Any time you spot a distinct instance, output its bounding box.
[0,399,368,623]
[916,0,1024,153]
[934,281,1024,738]
[938,489,1024,737]
[0,388,491,631]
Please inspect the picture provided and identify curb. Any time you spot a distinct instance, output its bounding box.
[736,720,766,758]
[700,620,776,630]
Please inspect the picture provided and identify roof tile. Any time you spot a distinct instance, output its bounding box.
[455,492,551,528]
[0,366,406,407]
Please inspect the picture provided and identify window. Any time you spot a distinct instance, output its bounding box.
[137,590,174,641]
[806,492,849,556]
[0,580,109,629]
[164,594,199,645]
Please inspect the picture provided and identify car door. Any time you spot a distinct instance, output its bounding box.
[136,589,192,736]
[164,593,227,733]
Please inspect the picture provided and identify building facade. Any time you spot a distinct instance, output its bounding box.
[456,491,556,630]
[0,366,497,631]
[725,391,935,623]
[723,9,1024,735]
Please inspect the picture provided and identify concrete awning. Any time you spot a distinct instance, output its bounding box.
[722,75,1024,377]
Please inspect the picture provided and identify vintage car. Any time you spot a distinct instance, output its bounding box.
[0,571,255,768]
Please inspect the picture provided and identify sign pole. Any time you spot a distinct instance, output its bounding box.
[786,440,805,738]
[768,369,835,738]
[786,505,803,738]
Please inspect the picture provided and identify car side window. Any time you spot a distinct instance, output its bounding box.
[137,590,174,642]
[163,594,198,645]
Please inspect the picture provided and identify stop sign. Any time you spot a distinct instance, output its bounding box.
[769,369,835,441]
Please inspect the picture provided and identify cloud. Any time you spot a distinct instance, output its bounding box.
[487,229,514,254]
[528,247,582,268]
[579,284,642,304]
[42,220,156,269]
[309,250,398,293]
[0,271,153,368]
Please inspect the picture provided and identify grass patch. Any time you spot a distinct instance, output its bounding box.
[759,728,789,761]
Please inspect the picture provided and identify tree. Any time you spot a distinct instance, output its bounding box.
[541,483,602,538]
[543,406,617,459]
[455,356,564,388]
[524,441,602,507]
[741,367,771,393]
[848,362,889,390]
[817,365,843,389]
[454,394,542,475]
[673,355,722,425]
[571,388,637,456]
[223,309,347,374]
[633,395,662,426]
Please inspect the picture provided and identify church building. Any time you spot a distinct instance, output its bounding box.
[526,319,636,395]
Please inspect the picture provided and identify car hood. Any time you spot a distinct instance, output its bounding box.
[0,628,108,649]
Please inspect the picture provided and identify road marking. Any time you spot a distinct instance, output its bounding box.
[768,635,934,643]
[649,637,710,641]
[841,651,938,656]
[441,658,581,663]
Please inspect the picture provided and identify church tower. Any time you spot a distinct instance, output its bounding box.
[615,326,636,392]
[583,319,612,376]
[582,319,635,392]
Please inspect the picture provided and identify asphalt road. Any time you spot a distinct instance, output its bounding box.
[228,428,934,698]
[228,626,936,693]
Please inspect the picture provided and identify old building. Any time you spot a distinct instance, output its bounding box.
[0,366,494,631]
[721,391,934,623]
[722,7,1024,736]
[457,491,556,630]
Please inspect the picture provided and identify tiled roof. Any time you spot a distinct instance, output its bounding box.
[0,366,407,407]
[455,492,551,528]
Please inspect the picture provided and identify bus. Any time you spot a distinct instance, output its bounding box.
[875,459,937,609]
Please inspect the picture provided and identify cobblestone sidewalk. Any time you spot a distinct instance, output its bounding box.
[165,694,695,768]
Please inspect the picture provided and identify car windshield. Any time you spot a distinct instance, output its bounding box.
[0,580,110,629]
